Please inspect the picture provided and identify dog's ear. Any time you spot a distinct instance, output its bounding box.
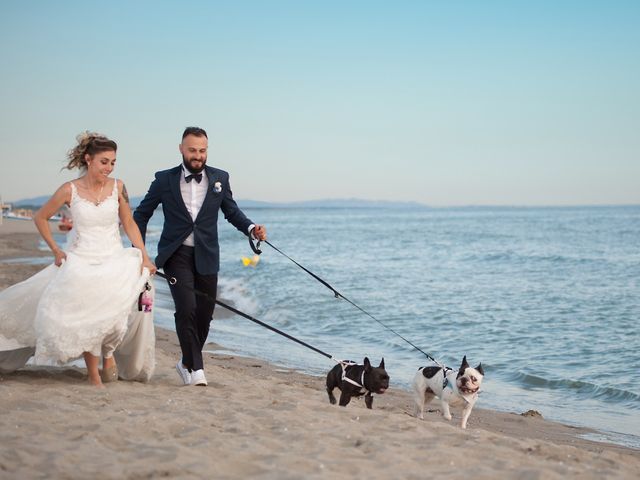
[379,358,385,369]
[476,363,484,376]
[460,356,469,370]
[364,357,372,372]
[457,356,470,377]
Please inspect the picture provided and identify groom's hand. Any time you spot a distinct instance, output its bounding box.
[252,225,267,241]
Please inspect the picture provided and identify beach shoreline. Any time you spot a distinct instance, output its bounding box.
[1,218,638,478]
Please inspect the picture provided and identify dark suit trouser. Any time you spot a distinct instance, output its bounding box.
[164,245,217,372]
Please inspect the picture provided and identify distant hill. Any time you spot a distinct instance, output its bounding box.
[11,195,147,208]
[12,195,428,210]
[11,195,51,208]
[236,198,428,209]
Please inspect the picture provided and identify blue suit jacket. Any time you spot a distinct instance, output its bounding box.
[133,165,253,275]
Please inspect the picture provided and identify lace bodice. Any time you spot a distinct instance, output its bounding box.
[68,180,123,257]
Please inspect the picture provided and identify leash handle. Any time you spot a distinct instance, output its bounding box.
[248,235,262,255]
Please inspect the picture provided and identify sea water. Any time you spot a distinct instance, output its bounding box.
[144,205,639,447]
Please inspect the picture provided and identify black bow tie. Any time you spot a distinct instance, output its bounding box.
[185,173,203,183]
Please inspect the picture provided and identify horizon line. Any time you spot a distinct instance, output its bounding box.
[5,194,639,210]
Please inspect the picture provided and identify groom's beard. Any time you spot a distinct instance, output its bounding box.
[182,156,207,174]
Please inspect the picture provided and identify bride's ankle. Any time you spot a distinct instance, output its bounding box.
[103,356,116,370]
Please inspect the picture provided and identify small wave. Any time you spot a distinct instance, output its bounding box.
[217,277,258,314]
[508,371,640,408]
[524,253,601,265]
[466,251,607,266]
[1,256,53,265]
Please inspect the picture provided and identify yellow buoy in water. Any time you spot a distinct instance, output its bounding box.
[241,255,260,267]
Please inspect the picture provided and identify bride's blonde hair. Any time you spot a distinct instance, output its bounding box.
[65,131,117,170]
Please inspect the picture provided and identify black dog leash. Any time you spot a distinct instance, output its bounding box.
[156,270,334,361]
[249,237,444,367]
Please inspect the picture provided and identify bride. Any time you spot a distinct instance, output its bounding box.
[0,132,157,387]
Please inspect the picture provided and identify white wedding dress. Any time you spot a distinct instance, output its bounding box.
[0,180,155,381]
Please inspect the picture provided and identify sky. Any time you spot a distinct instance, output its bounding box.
[1,1,638,206]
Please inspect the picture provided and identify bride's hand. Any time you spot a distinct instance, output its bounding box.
[53,248,67,267]
[142,257,157,275]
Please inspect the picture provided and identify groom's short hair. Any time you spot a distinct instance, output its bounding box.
[182,127,208,139]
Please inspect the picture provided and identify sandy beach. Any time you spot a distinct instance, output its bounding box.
[0,219,55,288]
[1,218,639,479]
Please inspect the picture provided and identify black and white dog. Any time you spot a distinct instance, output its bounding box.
[412,356,484,429]
[326,357,389,409]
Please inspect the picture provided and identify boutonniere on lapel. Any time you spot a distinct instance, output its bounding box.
[213,181,223,193]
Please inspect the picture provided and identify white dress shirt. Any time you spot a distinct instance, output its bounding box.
[181,165,208,247]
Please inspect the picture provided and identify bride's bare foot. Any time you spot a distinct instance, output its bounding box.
[88,373,105,388]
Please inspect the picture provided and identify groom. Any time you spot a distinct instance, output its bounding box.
[134,127,266,387]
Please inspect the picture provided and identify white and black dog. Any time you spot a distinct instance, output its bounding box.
[412,356,484,429]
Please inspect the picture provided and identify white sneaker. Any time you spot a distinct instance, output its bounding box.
[176,360,191,385]
[191,369,208,386]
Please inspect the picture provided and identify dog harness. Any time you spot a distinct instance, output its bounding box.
[441,367,454,390]
[340,361,371,395]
